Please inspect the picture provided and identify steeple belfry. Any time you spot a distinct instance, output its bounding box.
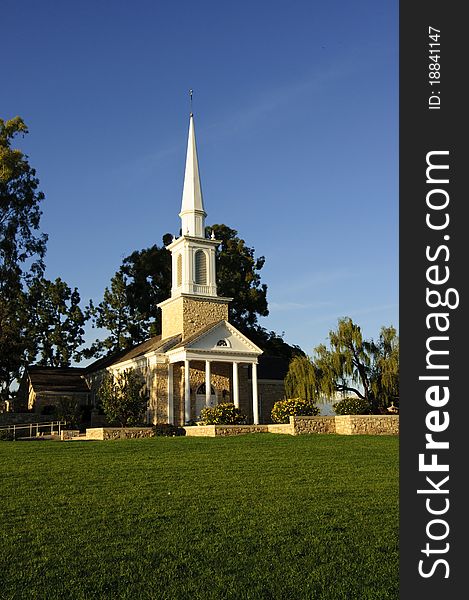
[179,114,206,237]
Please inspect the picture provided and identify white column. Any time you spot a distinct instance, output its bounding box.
[232,362,239,408]
[184,359,191,423]
[252,362,259,424]
[209,247,217,295]
[167,363,174,424]
[183,245,191,294]
[205,360,211,407]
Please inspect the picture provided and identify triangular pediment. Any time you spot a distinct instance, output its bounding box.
[175,320,262,355]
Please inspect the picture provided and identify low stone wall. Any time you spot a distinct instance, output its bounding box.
[85,427,154,440]
[61,430,82,440]
[291,416,336,435]
[183,425,217,437]
[267,423,294,435]
[335,415,399,435]
[83,418,399,439]
[184,424,269,437]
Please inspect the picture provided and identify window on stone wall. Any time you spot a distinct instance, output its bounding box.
[177,254,182,287]
[194,250,207,285]
[216,339,229,347]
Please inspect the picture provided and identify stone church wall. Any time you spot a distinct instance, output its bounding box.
[257,380,286,423]
[151,364,169,423]
[182,297,229,339]
[173,364,183,425]
[161,296,229,339]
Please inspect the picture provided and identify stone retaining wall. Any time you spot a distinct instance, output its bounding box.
[291,416,336,435]
[184,424,269,437]
[60,430,82,440]
[335,415,399,435]
[85,427,154,440]
[266,423,294,435]
[82,417,399,440]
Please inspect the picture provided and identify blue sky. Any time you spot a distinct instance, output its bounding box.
[3,0,398,360]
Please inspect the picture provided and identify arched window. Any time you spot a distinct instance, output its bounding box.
[216,339,230,347]
[177,254,182,287]
[196,383,215,395]
[194,250,207,285]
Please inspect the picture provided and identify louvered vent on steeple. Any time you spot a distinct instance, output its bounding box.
[194,250,207,285]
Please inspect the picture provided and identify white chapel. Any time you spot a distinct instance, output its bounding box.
[103,111,265,425]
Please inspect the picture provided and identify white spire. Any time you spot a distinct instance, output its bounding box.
[179,113,206,237]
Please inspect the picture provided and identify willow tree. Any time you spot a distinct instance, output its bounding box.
[284,318,399,413]
[285,355,318,401]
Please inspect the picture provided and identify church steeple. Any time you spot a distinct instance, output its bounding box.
[179,114,206,237]
[158,105,232,340]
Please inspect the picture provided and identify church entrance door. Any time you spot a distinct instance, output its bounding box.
[195,384,217,416]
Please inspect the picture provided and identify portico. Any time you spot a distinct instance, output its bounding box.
[165,320,262,424]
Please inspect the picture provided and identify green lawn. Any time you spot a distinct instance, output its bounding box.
[0,434,398,600]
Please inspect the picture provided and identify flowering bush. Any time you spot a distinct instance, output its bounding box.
[271,397,319,424]
[198,402,247,425]
[333,397,371,415]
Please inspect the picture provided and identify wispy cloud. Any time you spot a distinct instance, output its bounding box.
[121,55,365,178]
[306,303,398,325]
[204,61,361,142]
[281,268,364,293]
[269,300,333,312]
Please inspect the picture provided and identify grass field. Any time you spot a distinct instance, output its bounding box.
[0,434,398,600]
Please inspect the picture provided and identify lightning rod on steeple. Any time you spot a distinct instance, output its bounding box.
[189,89,193,116]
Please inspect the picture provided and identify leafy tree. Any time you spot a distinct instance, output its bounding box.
[209,224,268,331]
[83,240,172,358]
[120,238,172,337]
[27,277,87,366]
[210,224,303,360]
[284,355,318,401]
[285,318,399,413]
[0,117,47,285]
[0,117,48,397]
[0,287,35,399]
[97,369,149,427]
[247,327,304,361]
[84,271,140,358]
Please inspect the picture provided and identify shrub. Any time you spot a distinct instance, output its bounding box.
[199,403,247,425]
[271,397,319,424]
[152,424,186,437]
[333,397,371,415]
[0,429,15,441]
[97,370,149,427]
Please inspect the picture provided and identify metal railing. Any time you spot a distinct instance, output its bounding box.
[0,420,66,439]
